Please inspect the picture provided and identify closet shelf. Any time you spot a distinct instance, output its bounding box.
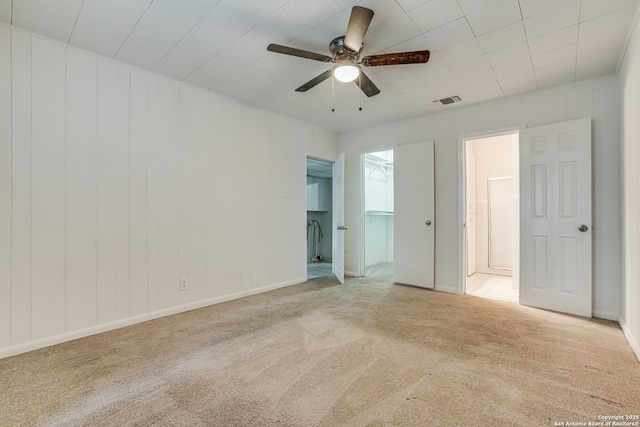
[365,210,394,216]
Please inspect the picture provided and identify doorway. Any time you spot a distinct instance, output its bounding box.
[306,158,333,280]
[362,149,394,281]
[463,132,519,302]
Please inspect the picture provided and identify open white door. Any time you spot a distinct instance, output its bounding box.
[394,141,435,289]
[332,153,345,284]
[520,118,592,317]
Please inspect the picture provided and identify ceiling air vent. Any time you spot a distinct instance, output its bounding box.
[434,95,461,105]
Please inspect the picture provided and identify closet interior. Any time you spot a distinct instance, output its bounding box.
[363,150,394,278]
[306,158,333,280]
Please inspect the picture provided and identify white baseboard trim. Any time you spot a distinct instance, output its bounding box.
[0,278,305,360]
[435,284,461,294]
[619,316,640,362]
[592,310,619,321]
[345,271,360,277]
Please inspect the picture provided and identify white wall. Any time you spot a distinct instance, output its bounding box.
[339,75,621,320]
[0,26,337,357]
[619,10,640,360]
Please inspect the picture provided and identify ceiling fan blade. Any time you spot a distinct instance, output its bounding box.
[362,50,430,67]
[295,70,333,92]
[355,71,380,97]
[267,44,332,62]
[344,6,374,53]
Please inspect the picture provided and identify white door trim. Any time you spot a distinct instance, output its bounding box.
[458,127,521,295]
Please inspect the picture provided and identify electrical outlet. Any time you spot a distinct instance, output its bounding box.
[180,279,188,291]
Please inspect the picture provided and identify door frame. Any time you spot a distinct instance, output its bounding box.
[359,147,395,277]
[305,155,336,281]
[357,144,398,277]
[457,127,520,295]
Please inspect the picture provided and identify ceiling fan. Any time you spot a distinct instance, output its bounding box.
[267,6,430,97]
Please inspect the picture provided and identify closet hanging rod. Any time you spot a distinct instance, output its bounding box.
[364,158,393,168]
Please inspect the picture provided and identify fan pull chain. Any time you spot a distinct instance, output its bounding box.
[331,74,335,112]
[358,73,363,111]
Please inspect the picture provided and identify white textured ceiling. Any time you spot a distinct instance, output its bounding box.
[1,0,638,133]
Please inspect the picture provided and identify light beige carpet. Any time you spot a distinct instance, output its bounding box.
[1,272,639,426]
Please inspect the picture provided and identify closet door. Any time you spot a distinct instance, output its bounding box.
[520,118,592,317]
[394,141,435,289]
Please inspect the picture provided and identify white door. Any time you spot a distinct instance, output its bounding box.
[520,118,592,317]
[466,147,477,276]
[332,153,345,284]
[394,141,435,289]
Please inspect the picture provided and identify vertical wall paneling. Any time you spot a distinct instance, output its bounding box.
[504,97,522,128]
[157,78,180,309]
[288,125,306,281]
[129,69,148,316]
[240,107,253,292]
[277,123,299,282]
[529,90,556,128]
[0,26,339,356]
[30,38,66,339]
[247,110,286,288]
[275,120,294,283]
[65,49,98,331]
[96,59,119,324]
[248,111,272,288]
[567,80,593,121]
[205,96,223,298]
[178,86,190,306]
[186,88,208,302]
[264,113,284,285]
[554,86,569,123]
[0,1,11,23]
[0,26,11,347]
[620,15,640,358]
[10,30,31,345]
[219,100,246,295]
[592,78,622,318]
[146,76,159,312]
[116,65,130,320]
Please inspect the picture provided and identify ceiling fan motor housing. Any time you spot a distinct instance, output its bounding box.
[330,36,360,59]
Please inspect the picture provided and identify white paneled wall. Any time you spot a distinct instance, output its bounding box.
[31,37,66,340]
[66,48,98,332]
[0,26,337,357]
[9,29,30,345]
[95,59,123,324]
[339,75,621,318]
[620,12,640,360]
[0,26,10,348]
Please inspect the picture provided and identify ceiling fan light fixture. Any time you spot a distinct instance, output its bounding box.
[334,63,360,83]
